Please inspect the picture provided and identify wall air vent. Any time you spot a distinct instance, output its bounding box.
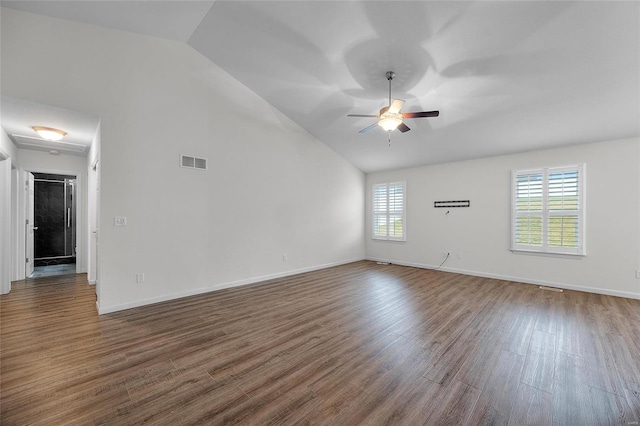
[180,154,207,170]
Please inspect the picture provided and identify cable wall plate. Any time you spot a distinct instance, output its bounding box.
[434,200,470,208]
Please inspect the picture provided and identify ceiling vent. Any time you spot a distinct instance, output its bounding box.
[180,154,207,170]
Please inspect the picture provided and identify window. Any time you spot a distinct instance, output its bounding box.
[373,182,406,241]
[512,165,584,255]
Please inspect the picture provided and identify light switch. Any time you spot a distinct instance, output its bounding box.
[114,216,127,226]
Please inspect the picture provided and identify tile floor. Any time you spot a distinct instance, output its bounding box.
[30,264,77,278]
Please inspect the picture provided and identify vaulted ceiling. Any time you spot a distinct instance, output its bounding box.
[2,1,639,172]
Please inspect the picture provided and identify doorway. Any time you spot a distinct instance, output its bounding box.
[28,172,77,278]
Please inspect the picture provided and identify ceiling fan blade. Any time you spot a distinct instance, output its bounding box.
[397,123,410,133]
[388,99,405,114]
[348,114,378,117]
[403,110,440,118]
[359,122,379,134]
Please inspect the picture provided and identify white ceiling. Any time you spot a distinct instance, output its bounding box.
[2,1,638,172]
[1,1,216,43]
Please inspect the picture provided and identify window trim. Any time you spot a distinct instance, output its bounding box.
[511,164,585,256]
[372,181,406,242]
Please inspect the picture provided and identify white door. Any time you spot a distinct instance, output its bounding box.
[26,172,35,277]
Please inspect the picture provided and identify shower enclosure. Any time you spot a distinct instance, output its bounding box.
[33,173,76,266]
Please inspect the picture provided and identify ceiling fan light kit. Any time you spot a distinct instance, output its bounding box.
[348,71,439,137]
[378,116,402,131]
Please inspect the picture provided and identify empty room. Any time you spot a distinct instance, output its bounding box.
[1,1,639,424]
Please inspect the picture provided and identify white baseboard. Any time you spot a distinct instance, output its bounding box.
[97,257,365,315]
[88,280,96,285]
[366,257,640,300]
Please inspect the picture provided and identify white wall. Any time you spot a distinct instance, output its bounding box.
[367,138,640,299]
[16,149,89,275]
[0,129,17,159]
[0,156,9,294]
[1,8,365,313]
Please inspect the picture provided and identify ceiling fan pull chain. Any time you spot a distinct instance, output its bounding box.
[388,131,392,147]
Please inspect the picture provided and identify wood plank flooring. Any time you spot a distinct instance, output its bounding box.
[1,261,639,425]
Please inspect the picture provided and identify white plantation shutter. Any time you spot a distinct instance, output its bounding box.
[514,171,543,247]
[373,184,388,239]
[512,165,584,255]
[373,182,406,241]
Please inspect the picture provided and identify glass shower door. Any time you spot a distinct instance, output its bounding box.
[33,174,76,265]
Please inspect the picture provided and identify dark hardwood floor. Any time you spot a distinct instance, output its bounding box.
[1,261,639,425]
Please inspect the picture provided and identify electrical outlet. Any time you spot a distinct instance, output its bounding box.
[136,273,144,283]
[114,216,127,226]
[282,254,287,262]
[457,252,463,260]
[636,270,640,279]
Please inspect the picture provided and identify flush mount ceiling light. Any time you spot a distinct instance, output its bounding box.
[32,126,67,141]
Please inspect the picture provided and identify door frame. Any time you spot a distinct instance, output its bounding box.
[18,166,84,279]
[26,172,35,277]
[11,163,20,282]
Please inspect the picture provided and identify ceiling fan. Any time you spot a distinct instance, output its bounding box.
[348,71,439,134]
